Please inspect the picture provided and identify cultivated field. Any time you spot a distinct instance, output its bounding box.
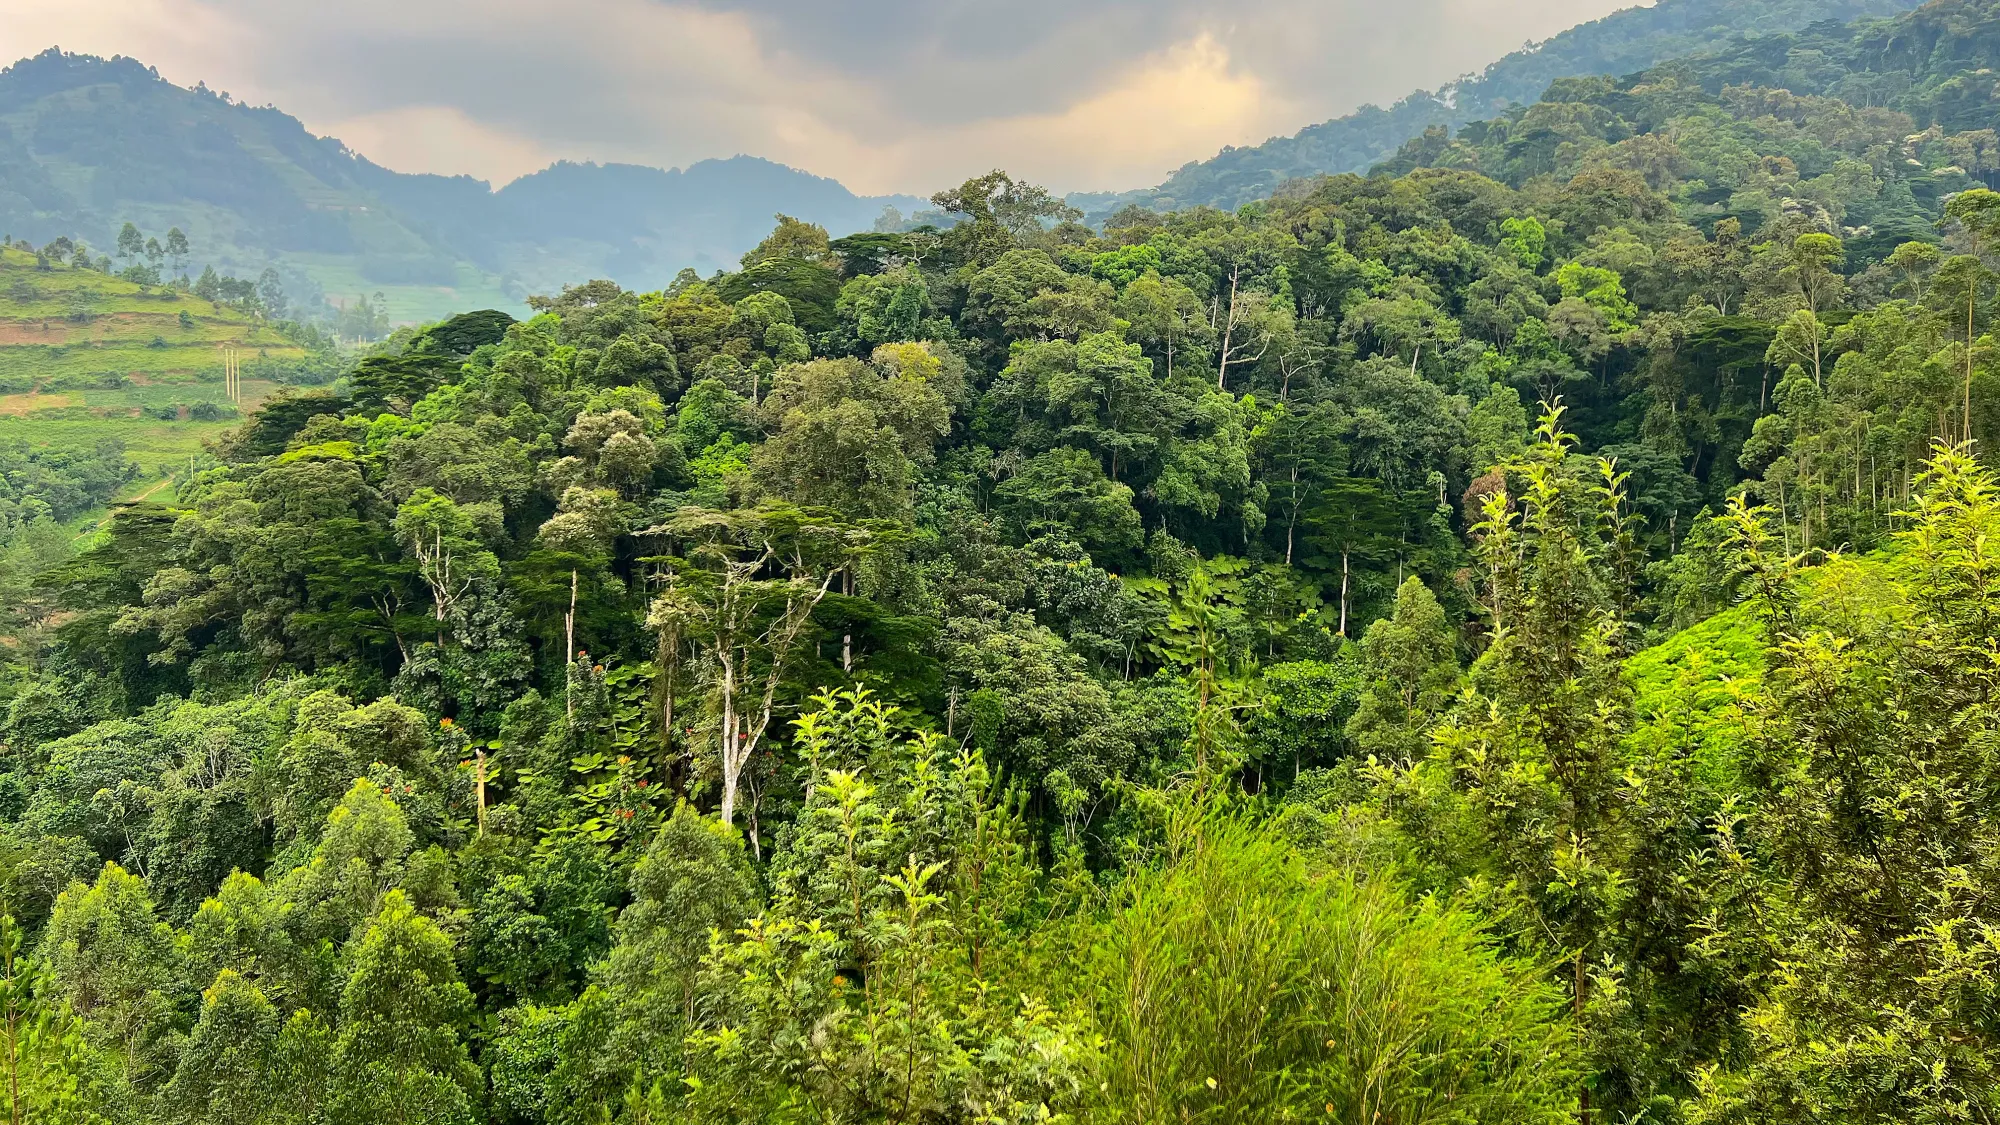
[0,245,309,495]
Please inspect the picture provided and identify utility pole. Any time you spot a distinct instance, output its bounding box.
[219,346,241,404]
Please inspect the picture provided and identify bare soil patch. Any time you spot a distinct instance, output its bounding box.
[0,319,66,344]
[0,391,74,415]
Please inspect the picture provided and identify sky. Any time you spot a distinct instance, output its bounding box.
[0,0,1640,197]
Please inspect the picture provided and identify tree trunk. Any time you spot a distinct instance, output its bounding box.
[1339,550,1350,637]
[720,658,740,827]
[1216,267,1239,391]
[1285,466,1300,566]
[1575,953,1591,1125]
[564,569,578,719]
[1968,282,1978,444]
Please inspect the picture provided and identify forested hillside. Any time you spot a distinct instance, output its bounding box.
[11,0,2000,1121]
[1085,0,1923,215]
[0,50,925,318]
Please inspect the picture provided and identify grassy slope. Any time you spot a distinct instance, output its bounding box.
[1624,553,1900,792]
[0,245,297,492]
[285,253,519,326]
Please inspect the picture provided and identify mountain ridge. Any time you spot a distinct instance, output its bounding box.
[0,48,924,319]
[1074,0,1928,217]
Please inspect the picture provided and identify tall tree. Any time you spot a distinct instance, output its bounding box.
[329,892,480,1125]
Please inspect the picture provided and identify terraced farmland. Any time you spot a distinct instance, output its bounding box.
[0,244,324,491]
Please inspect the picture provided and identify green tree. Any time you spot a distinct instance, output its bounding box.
[1302,477,1399,635]
[680,689,1094,1124]
[1691,445,2000,1124]
[329,891,480,1125]
[993,447,1145,563]
[271,1010,335,1125]
[0,913,119,1125]
[43,863,184,1090]
[1374,406,1638,1118]
[164,227,189,276]
[1501,216,1548,271]
[739,214,833,269]
[394,488,501,643]
[1346,576,1460,759]
[593,804,759,1094]
[161,970,280,1125]
[646,506,871,829]
[752,356,950,521]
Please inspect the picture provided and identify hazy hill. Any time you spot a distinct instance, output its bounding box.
[0,50,923,320]
[0,0,1933,320]
[1077,0,1927,216]
[1380,0,2000,182]
[471,157,923,298]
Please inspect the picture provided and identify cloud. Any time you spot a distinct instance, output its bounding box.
[0,0,1640,194]
[323,106,564,188]
[777,33,1289,195]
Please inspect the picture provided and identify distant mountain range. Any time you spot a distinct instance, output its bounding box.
[1073,0,1929,217]
[0,0,1937,321]
[0,49,924,320]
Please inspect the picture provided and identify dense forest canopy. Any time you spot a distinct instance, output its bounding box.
[12,0,2000,1122]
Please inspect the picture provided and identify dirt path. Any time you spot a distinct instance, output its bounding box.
[127,475,177,503]
[72,473,179,543]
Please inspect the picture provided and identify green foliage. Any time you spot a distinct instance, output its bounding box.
[1687,445,2000,1123]
[330,891,481,1125]
[1096,809,1576,1124]
[1345,575,1460,759]
[160,969,281,1125]
[44,863,185,1089]
[0,438,134,544]
[0,912,127,1123]
[589,803,758,1088]
[20,14,2000,1115]
[677,689,1096,1124]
